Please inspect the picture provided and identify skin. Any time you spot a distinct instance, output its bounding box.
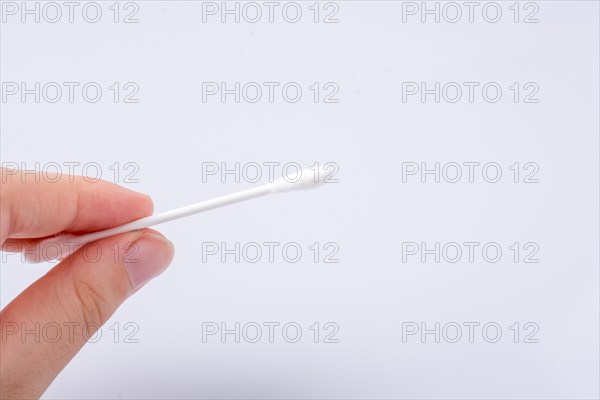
[0,170,174,398]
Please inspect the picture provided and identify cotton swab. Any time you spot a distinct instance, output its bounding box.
[24,166,329,263]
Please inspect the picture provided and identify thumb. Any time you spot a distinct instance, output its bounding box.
[0,229,174,399]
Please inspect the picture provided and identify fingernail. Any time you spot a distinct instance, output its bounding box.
[123,233,175,290]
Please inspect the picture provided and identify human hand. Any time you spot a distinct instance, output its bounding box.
[0,170,175,398]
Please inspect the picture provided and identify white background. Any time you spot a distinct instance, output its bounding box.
[1,1,599,398]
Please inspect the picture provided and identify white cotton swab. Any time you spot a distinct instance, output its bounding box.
[25,166,329,263]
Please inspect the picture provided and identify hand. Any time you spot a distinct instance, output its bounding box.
[0,169,175,398]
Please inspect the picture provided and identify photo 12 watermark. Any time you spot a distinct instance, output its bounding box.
[201,161,340,184]
[400,2,539,24]
[400,162,540,184]
[401,241,540,264]
[1,162,141,184]
[201,241,340,264]
[201,321,340,343]
[1,82,140,104]
[1,1,140,24]
[201,82,340,104]
[200,1,340,24]
[2,237,148,265]
[1,321,141,344]
[401,82,539,104]
[401,321,540,343]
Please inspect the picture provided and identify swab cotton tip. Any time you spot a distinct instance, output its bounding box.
[269,166,329,193]
[23,165,328,263]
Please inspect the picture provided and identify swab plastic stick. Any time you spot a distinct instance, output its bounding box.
[25,166,328,263]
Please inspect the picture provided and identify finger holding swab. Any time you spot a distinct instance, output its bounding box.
[24,166,329,263]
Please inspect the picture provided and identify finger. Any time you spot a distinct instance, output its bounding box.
[0,168,153,244]
[0,229,175,399]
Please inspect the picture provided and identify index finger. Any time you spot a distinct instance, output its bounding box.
[0,168,154,245]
